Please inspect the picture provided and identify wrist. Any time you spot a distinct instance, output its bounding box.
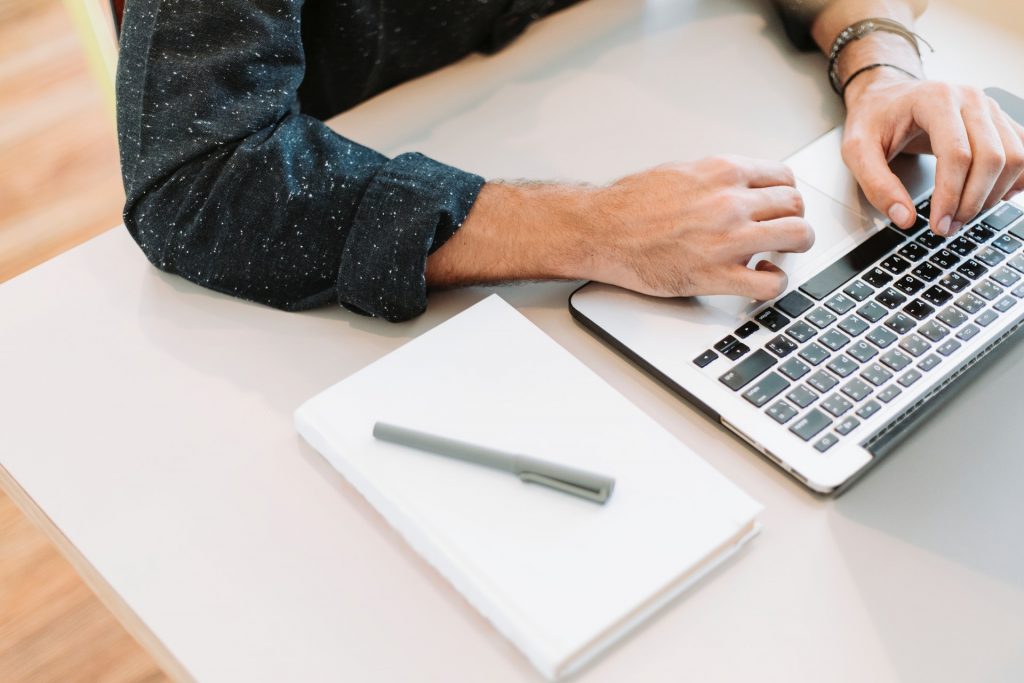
[841,61,919,107]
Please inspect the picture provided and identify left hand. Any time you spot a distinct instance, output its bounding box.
[840,70,1024,236]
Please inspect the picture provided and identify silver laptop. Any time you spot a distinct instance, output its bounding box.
[570,87,1024,494]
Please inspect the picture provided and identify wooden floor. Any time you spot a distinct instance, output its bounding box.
[0,1,167,681]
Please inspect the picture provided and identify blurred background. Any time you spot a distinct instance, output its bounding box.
[0,1,1020,682]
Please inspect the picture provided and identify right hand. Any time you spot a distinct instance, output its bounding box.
[585,155,815,301]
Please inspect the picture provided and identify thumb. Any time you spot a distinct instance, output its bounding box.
[842,134,917,229]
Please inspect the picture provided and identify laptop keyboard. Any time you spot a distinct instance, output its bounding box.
[695,198,1024,453]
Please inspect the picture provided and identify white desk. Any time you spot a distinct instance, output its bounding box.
[3,1,1024,681]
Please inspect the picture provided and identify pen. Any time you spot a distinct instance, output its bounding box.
[372,422,615,504]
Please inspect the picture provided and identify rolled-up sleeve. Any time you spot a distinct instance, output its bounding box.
[771,0,928,51]
[116,0,484,322]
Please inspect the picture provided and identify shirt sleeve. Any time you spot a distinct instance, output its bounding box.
[116,0,485,323]
[771,0,929,51]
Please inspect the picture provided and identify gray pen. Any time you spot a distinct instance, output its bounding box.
[372,422,615,504]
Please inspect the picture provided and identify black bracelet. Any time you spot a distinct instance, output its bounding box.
[828,18,932,95]
[839,63,921,100]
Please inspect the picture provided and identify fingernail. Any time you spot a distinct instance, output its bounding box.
[950,220,963,235]
[888,203,912,227]
[936,215,952,236]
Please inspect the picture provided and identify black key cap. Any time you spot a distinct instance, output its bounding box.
[841,378,873,402]
[838,315,869,336]
[884,312,916,335]
[722,341,751,361]
[973,280,1004,301]
[754,307,791,332]
[825,293,856,315]
[897,242,929,262]
[880,348,912,371]
[1014,283,1024,298]
[819,329,851,351]
[936,306,968,328]
[785,320,817,343]
[937,338,962,356]
[992,266,1021,287]
[1011,254,1024,273]
[992,234,1022,254]
[857,301,888,323]
[875,287,907,309]
[863,267,894,288]
[917,353,941,372]
[916,232,945,249]
[799,228,905,300]
[843,280,875,301]
[735,320,759,338]
[994,295,1017,312]
[807,370,839,393]
[898,369,922,387]
[956,323,980,341]
[826,355,858,378]
[975,247,1005,267]
[743,372,791,407]
[790,409,832,441]
[918,320,949,342]
[861,362,893,386]
[905,213,929,235]
[1012,222,1024,241]
[981,203,1023,231]
[806,307,838,329]
[930,249,959,269]
[779,357,811,381]
[766,335,798,358]
[921,285,952,306]
[799,342,830,366]
[957,259,988,280]
[847,340,878,362]
[857,399,882,419]
[835,416,861,435]
[878,384,902,403]
[893,274,925,295]
[787,385,818,409]
[715,335,738,352]
[719,349,777,390]
[866,326,898,348]
[954,292,986,314]
[821,393,853,417]
[948,236,978,256]
[899,334,931,357]
[694,350,719,367]
[966,224,996,243]
[775,290,814,318]
[911,261,943,282]
[916,196,931,215]
[880,254,911,274]
[766,400,798,424]
[939,272,971,293]
[976,309,999,327]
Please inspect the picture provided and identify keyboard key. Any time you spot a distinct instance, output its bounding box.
[939,272,971,293]
[880,348,912,371]
[1012,221,1024,241]
[843,280,875,301]
[893,274,926,296]
[994,295,1017,313]
[917,231,945,249]
[911,261,943,282]
[814,433,841,452]
[918,320,950,342]
[1014,283,1024,298]
[992,234,1022,253]
[694,350,718,367]
[937,339,962,356]
[956,259,988,280]
[766,335,798,358]
[954,292,986,314]
[787,385,819,408]
[799,342,830,366]
[861,363,894,386]
[981,202,1023,231]
[779,357,811,381]
[754,307,791,332]
[966,224,996,243]
[775,290,814,317]
[921,285,953,306]
[807,370,839,393]
[948,236,978,256]
[884,312,916,335]
[743,372,791,407]
[880,254,911,274]
[903,299,935,320]
[734,320,760,338]
[806,307,838,329]
[722,341,751,360]
[857,399,882,419]
[992,266,1021,287]
[785,320,817,343]
[917,353,941,372]
[956,323,980,341]
[766,400,798,424]
[877,384,903,403]
[937,306,968,328]
[827,355,859,378]
[799,228,905,300]
[841,377,873,402]
[899,334,931,357]
[714,335,738,352]
[866,326,899,348]
[835,416,861,435]
[819,329,851,351]
[857,301,888,323]
[821,394,853,417]
[847,340,879,362]
[898,369,922,387]
[973,279,1004,301]
[875,287,907,309]
[975,247,1005,267]
[1008,254,1024,273]
[863,267,895,288]
[719,349,777,390]
[790,409,833,441]
[916,196,931,215]
[838,315,870,336]
[897,242,929,262]
[825,293,856,314]
[930,249,960,269]
[976,309,999,327]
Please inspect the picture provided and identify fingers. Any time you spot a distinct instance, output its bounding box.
[916,94,972,236]
[741,159,797,189]
[746,186,805,221]
[718,261,788,301]
[740,216,815,254]
[955,100,1006,228]
[1011,120,1024,198]
[988,103,1024,206]
[841,131,917,229]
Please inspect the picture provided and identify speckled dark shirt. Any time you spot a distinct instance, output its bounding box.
[117,0,839,322]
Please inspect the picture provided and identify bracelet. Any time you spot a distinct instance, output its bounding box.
[839,63,921,100]
[828,17,932,95]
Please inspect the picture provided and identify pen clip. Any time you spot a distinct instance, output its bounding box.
[517,471,613,504]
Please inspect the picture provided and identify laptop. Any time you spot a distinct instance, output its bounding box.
[569,87,1024,495]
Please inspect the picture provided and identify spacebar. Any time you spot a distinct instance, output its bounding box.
[799,228,906,300]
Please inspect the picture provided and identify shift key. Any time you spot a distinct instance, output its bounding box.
[719,349,777,391]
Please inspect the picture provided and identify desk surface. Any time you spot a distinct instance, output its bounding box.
[3,1,1024,681]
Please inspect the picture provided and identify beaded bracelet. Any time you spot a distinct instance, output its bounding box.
[828,17,933,96]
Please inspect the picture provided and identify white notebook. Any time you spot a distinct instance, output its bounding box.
[295,295,762,680]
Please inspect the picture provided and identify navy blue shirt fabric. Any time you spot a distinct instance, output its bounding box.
[117,0,840,322]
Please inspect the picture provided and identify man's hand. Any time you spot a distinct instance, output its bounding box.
[426,156,813,301]
[843,72,1024,236]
